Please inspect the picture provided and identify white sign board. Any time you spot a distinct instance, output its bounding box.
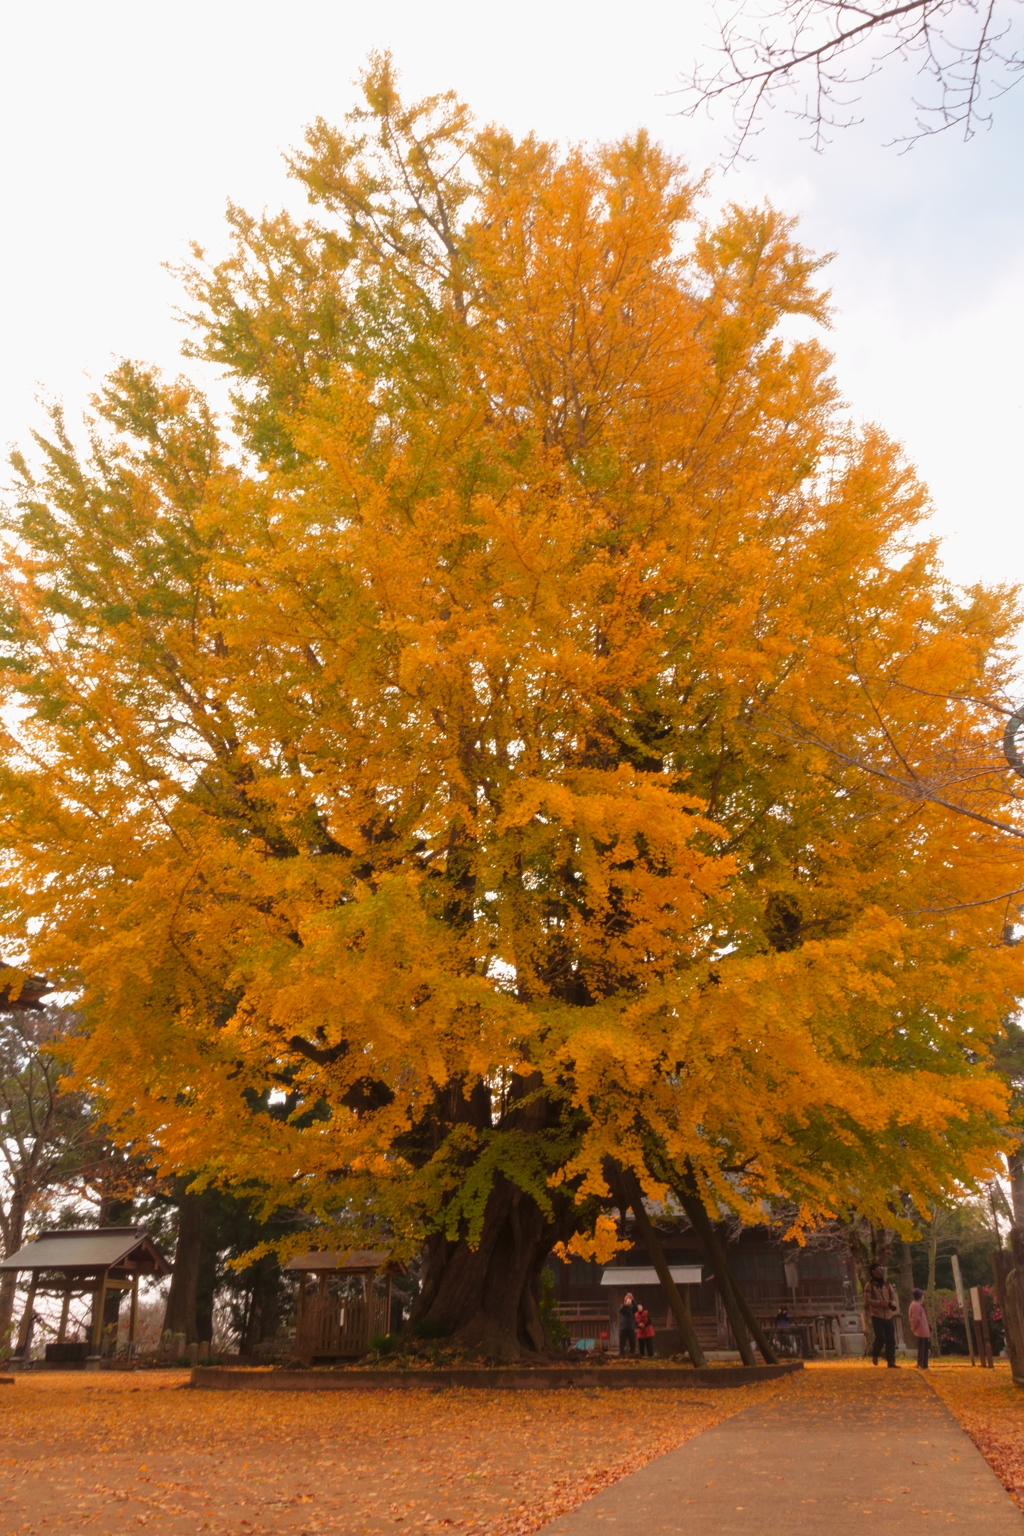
[600,1266,703,1286]
[951,1254,976,1365]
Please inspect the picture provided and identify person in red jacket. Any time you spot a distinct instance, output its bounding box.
[635,1304,655,1358]
[908,1287,931,1369]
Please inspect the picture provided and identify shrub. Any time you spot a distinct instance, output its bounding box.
[935,1288,1003,1355]
[411,1318,452,1340]
[539,1267,570,1348]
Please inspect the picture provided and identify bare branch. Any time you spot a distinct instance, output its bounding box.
[752,699,1024,840]
[677,0,1024,161]
[916,883,1024,913]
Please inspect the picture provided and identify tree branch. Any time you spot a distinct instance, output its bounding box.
[677,0,1024,160]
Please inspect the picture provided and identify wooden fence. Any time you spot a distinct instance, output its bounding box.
[295,1289,391,1361]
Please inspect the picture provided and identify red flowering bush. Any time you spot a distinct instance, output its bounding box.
[935,1288,1003,1355]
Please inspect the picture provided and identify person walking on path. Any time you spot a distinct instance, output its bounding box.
[908,1286,931,1369]
[635,1304,655,1358]
[619,1292,639,1356]
[864,1262,900,1367]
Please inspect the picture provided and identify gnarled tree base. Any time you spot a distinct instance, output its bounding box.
[412,1177,558,1361]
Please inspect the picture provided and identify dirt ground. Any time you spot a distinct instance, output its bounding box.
[0,1368,777,1535]
[6,1359,1021,1535]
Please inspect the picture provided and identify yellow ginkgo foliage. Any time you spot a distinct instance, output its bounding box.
[1,56,1021,1357]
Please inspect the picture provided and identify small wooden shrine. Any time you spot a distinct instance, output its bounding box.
[285,1249,404,1363]
[1,1226,171,1367]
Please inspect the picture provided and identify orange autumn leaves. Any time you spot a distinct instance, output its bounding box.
[0,1373,772,1534]
[0,53,1022,1265]
[929,1365,1024,1507]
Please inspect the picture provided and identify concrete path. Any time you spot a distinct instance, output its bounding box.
[538,1368,1023,1533]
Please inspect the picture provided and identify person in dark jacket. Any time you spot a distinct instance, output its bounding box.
[619,1292,639,1356]
[863,1263,900,1368]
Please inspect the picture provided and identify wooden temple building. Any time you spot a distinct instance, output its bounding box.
[551,1225,866,1357]
[285,1249,404,1364]
[1,1227,171,1367]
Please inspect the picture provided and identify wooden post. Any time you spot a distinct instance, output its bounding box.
[57,1289,71,1344]
[295,1273,308,1363]
[15,1276,38,1363]
[975,1286,995,1367]
[952,1256,976,1365]
[128,1274,140,1358]
[970,1286,995,1368]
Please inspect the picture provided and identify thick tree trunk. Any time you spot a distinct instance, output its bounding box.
[102,1286,122,1352]
[899,1237,915,1343]
[0,1272,18,1350]
[163,1190,205,1340]
[1009,1149,1024,1228]
[1003,1227,1024,1381]
[926,1213,941,1348]
[0,1190,27,1347]
[846,1218,893,1292]
[240,1255,285,1354]
[241,1281,264,1356]
[411,1176,557,1361]
[196,1256,216,1345]
[194,1205,223,1345]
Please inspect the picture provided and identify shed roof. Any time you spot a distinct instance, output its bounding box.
[0,965,50,1012]
[284,1249,403,1274]
[0,1227,171,1275]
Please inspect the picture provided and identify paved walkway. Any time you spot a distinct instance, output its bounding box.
[538,1368,1023,1533]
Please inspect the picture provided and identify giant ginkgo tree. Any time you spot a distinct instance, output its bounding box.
[1,56,1021,1359]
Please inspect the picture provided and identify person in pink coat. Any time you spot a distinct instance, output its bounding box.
[908,1287,931,1369]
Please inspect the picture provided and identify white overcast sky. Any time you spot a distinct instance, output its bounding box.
[2,1,1022,598]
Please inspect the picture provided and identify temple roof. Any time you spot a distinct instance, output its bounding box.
[0,1226,171,1275]
[0,966,50,1012]
[284,1248,404,1274]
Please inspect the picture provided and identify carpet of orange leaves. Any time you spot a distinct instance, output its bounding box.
[0,1369,781,1535]
[926,1359,1024,1508]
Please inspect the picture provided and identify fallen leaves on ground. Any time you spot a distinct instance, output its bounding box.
[927,1359,1024,1506]
[0,1369,781,1535]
